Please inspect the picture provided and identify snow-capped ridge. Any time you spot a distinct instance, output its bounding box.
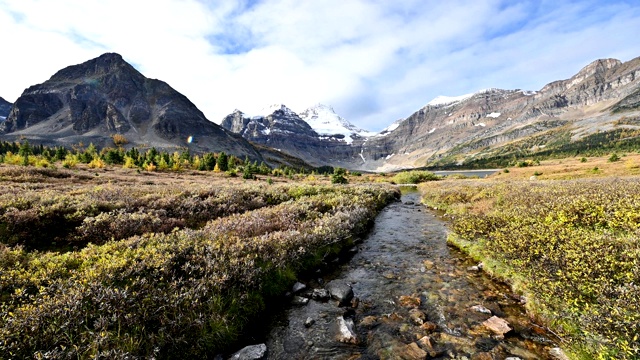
[425,88,508,108]
[427,93,475,107]
[299,103,375,144]
[374,118,404,137]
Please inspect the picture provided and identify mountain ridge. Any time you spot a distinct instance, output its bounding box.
[223,56,640,171]
[0,53,263,161]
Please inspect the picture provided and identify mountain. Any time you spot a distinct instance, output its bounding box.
[221,105,365,167]
[0,97,11,121]
[298,104,376,144]
[0,53,262,160]
[363,57,640,170]
[224,56,640,171]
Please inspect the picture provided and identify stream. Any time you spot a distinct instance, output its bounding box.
[243,189,561,359]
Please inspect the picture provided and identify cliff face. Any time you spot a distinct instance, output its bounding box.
[0,97,11,120]
[0,53,262,159]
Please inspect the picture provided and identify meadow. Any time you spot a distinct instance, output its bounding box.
[420,173,640,359]
[0,164,399,358]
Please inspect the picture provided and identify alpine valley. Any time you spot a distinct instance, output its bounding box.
[2,53,640,171]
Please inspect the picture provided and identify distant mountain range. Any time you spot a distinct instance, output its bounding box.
[223,57,640,171]
[2,53,639,171]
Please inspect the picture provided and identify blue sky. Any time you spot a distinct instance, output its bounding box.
[0,0,639,132]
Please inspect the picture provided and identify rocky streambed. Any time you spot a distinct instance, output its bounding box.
[230,189,565,360]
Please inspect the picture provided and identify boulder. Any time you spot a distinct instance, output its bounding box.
[409,308,426,325]
[335,316,358,344]
[470,305,492,314]
[292,282,306,293]
[397,342,427,360]
[291,296,309,306]
[325,280,354,305]
[549,347,570,360]
[311,288,331,301]
[304,317,315,328]
[417,336,438,357]
[359,315,378,328]
[228,344,267,360]
[471,352,493,360]
[482,316,512,335]
[398,295,421,308]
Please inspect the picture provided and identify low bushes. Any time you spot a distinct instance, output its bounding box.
[420,179,640,359]
[0,181,399,358]
[0,179,320,249]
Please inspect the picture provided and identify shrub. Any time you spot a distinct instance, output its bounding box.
[88,157,106,169]
[62,155,78,169]
[391,170,440,184]
[331,167,348,184]
[112,134,128,146]
[609,153,621,162]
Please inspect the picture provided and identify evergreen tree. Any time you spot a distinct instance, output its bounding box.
[18,141,32,157]
[217,152,229,171]
[203,153,216,171]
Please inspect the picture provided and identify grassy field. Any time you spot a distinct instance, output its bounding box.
[0,165,399,358]
[490,153,640,180]
[420,166,640,358]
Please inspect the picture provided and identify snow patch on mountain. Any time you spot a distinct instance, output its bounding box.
[374,120,403,137]
[428,128,436,134]
[486,112,501,118]
[299,104,375,144]
[427,93,475,107]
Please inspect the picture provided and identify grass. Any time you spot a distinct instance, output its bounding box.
[489,153,640,180]
[420,177,640,359]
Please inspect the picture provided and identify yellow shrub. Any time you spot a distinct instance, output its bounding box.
[88,158,106,169]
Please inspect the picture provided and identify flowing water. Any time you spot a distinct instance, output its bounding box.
[258,189,559,359]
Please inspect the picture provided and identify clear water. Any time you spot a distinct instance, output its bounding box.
[261,192,558,359]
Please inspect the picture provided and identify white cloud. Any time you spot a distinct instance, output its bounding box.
[0,0,639,132]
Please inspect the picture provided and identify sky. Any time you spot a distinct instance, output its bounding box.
[0,0,639,132]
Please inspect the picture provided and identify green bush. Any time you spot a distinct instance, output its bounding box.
[331,167,348,184]
[391,170,440,184]
[609,153,621,162]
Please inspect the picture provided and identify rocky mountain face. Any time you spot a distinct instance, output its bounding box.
[0,53,262,160]
[224,56,640,171]
[0,97,11,120]
[365,56,640,170]
[221,105,366,167]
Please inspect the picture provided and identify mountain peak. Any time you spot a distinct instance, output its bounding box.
[49,52,136,82]
[577,58,622,78]
[299,104,375,143]
[261,104,295,116]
